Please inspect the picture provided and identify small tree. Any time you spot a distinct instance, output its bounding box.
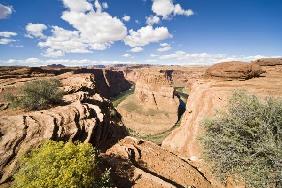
[5,79,64,110]
[12,141,112,188]
[200,91,282,188]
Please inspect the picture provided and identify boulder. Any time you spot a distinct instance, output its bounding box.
[205,61,264,80]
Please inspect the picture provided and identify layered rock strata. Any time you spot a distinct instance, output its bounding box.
[0,72,127,184]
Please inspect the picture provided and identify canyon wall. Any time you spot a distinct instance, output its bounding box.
[117,71,180,135]
[0,72,127,185]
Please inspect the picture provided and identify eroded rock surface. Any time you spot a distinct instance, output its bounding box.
[205,61,264,80]
[117,71,180,135]
[0,72,127,184]
[162,64,282,187]
[253,58,282,66]
[103,136,212,188]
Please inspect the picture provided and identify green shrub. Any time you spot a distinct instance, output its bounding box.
[5,79,63,110]
[12,141,112,188]
[200,91,282,188]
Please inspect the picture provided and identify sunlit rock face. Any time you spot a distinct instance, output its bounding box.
[0,71,127,185]
[117,71,180,135]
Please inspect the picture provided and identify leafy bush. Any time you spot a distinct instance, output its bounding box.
[5,79,63,110]
[200,91,282,188]
[12,141,112,188]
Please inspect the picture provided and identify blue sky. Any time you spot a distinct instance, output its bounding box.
[0,0,281,66]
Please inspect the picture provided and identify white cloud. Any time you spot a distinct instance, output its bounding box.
[25,23,47,39]
[157,43,171,52]
[38,26,93,57]
[122,53,131,57]
[0,58,138,66]
[150,53,159,57]
[61,0,93,12]
[0,31,17,45]
[0,38,15,45]
[61,0,126,45]
[130,47,143,53]
[102,2,108,9]
[0,4,13,19]
[122,15,130,22]
[173,4,194,16]
[146,15,160,25]
[151,51,278,65]
[124,25,172,47]
[152,0,194,19]
[0,32,17,38]
[27,0,127,57]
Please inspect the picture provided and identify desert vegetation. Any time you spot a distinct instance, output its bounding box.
[12,141,112,188]
[200,91,282,188]
[5,79,64,110]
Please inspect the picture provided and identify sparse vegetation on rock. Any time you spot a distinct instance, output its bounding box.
[12,141,112,188]
[5,79,64,110]
[200,91,282,188]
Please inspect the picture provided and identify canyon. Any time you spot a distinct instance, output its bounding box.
[0,58,282,187]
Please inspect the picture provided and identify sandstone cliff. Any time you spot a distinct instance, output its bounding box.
[117,71,180,135]
[0,72,127,185]
[162,65,282,187]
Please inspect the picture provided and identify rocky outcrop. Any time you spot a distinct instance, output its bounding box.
[253,58,282,66]
[162,65,282,187]
[73,68,132,98]
[205,61,264,80]
[0,72,127,185]
[103,136,212,188]
[117,71,180,135]
[0,67,74,79]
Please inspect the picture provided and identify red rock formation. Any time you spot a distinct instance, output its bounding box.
[104,136,212,188]
[253,58,282,66]
[117,71,180,135]
[205,61,264,80]
[0,72,127,185]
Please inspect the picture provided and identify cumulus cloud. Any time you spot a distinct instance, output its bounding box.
[38,26,93,57]
[146,15,160,25]
[25,23,47,39]
[0,4,13,19]
[157,43,171,52]
[61,0,93,12]
[61,0,126,45]
[124,25,172,47]
[122,15,131,22]
[130,47,143,53]
[0,31,17,45]
[152,0,194,19]
[28,0,127,57]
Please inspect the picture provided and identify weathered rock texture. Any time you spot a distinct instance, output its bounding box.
[103,136,212,188]
[0,72,127,185]
[205,61,264,80]
[117,71,180,135]
[162,64,282,187]
[253,58,282,66]
[73,68,132,98]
